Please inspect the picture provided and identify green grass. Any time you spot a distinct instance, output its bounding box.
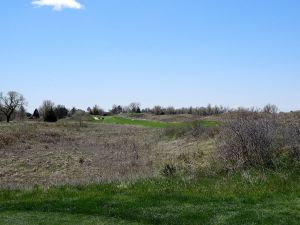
[1,173,299,225]
[92,116,220,129]
[98,116,169,128]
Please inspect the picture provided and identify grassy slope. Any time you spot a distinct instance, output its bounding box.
[92,116,220,128]
[1,173,299,225]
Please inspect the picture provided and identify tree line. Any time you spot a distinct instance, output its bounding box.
[0,91,281,123]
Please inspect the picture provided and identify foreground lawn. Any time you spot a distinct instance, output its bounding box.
[93,116,220,128]
[0,173,299,225]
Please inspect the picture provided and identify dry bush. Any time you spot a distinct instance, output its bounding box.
[189,122,219,139]
[217,112,300,171]
[163,122,219,140]
[281,122,300,161]
[217,112,281,170]
[0,133,16,148]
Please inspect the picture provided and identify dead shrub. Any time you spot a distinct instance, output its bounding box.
[217,113,281,170]
[281,123,300,161]
[217,111,300,171]
[38,130,63,144]
[0,133,16,148]
[189,122,220,139]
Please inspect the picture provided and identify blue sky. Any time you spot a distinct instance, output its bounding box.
[1,0,300,112]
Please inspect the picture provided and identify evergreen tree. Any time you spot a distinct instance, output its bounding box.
[44,107,57,122]
[33,109,40,119]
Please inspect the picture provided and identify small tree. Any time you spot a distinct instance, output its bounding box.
[44,107,57,122]
[55,105,69,119]
[39,100,55,119]
[18,105,26,121]
[87,107,92,114]
[129,102,141,113]
[153,105,165,115]
[263,104,278,114]
[0,91,26,123]
[90,105,104,115]
[69,107,77,117]
[33,109,40,119]
[111,105,123,114]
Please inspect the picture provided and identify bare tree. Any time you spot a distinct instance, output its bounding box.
[0,91,26,123]
[17,105,27,121]
[129,102,141,113]
[263,104,278,114]
[39,100,55,118]
[153,105,165,115]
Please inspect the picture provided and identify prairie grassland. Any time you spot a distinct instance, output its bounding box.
[0,122,159,188]
[0,117,214,188]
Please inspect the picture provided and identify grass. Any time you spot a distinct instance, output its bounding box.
[92,116,220,129]
[0,173,299,225]
[98,116,169,128]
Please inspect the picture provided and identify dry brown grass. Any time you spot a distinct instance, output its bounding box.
[0,117,220,189]
[0,122,163,188]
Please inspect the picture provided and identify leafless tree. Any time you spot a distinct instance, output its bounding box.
[263,104,278,114]
[153,105,164,115]
[0,91,26,123]
[128,102,141,113]
[39,100,55,118]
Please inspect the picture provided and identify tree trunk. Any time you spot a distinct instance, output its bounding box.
[6,113,11,123]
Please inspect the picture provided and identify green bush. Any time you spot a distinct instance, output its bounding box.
[44,107,57,122]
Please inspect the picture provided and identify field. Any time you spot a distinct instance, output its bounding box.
[0,114,299,225]
[0,114,219,188]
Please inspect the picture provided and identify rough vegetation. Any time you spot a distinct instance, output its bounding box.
[1,101,300,224]
[217,112,300,171]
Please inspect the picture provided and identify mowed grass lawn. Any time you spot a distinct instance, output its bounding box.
[92,116,220,128]
[1,173,299,225]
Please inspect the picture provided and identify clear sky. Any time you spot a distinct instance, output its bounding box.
[1,0,300,112]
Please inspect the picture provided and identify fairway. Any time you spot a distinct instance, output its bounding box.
[0,174,299,225]
[93,116,220,128]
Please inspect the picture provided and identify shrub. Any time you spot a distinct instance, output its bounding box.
[217,112,300,171]
[190,122,217,138]
[163,126,188,139]
[217,113,281,170]
[281,123,300,161]
[0,133,16,148]
[55,105,69,119]
[44,107,57,122]
[161,164,177,177]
